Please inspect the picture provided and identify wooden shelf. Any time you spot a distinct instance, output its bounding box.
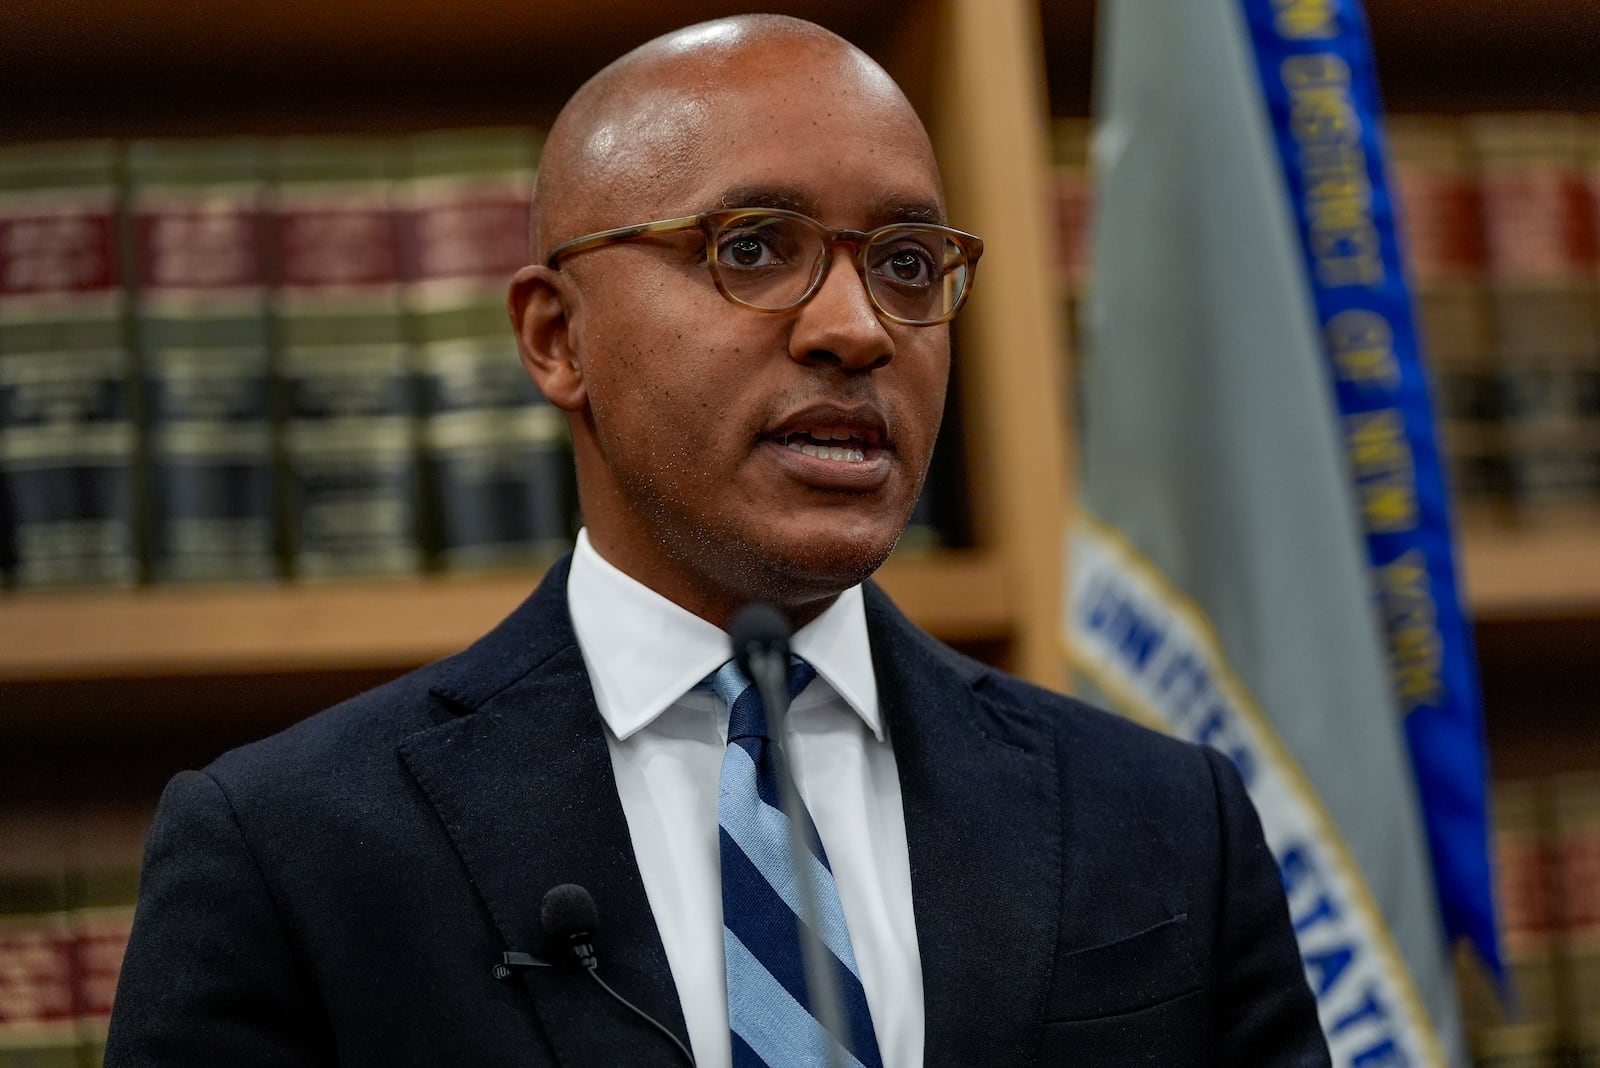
[3,521,1586,688]
[1461,524,1600,621]
[0,552,1010,683]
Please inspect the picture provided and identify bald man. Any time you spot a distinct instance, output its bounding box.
[105,16,1329,1068]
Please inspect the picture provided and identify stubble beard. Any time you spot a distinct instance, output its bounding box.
[623,468,918,626]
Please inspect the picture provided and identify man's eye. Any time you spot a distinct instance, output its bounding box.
[718,232,782,269]
[874,245,937,287]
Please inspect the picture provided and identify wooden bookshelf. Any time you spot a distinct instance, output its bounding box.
[3,521,1592,688]
[0,0,1068,697]
[0,553,1012,683]
[1461,525,1600,621]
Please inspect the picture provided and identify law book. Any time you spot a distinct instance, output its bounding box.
[1388,115,1504,521]
[399,127,574,574]
[64,867,138,1068]
[0,141,139,590]
[1050,118,1093,302]
[271,137,421,581]
[1551,772,1600,1066]
[128,138,278,584]
[1050,117,1092,411]
[1457,778,1568,1066]
[0,873,78,1068]
[1582,118,1600,537]
[1468,113,1600,525]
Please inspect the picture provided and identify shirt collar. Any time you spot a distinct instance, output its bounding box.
[566,528,881,742]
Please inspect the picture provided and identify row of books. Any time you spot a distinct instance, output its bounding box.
[0,129,957,591]
[1457,772,1600,1067]
[1051,113,1600,527]
[0,129,577,590]
[0,805,145,1068]
[0,869,135,1067]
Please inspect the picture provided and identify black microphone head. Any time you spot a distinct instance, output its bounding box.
[729,602,791,680]
[540,883,599,950]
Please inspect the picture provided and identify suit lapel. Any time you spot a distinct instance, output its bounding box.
[866,585,1064,1065]
[397,559,690,1065]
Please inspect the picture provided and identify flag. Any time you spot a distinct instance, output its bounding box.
[1064,1,1498,1065]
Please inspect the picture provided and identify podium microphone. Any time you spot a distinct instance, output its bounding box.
[728,604,847,1068]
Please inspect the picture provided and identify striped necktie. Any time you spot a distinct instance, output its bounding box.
[704,658,884,1068]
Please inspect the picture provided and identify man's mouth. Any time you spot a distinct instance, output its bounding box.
[775,426,875,463]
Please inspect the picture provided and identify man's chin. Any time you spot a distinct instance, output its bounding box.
[758,528,899,602]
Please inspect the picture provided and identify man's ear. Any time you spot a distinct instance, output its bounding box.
[509,264,586,412]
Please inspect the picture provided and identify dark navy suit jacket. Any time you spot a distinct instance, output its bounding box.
[105,556,1330,1065]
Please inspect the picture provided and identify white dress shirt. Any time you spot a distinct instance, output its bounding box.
[566,529,924,1068]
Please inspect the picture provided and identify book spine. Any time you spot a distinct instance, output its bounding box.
[130,139,278,585]
[0,142,138,590]
[1389,116,1504,523]
[1051,117,1092,453]
[401,128,575,573]
[1050,118,1093,312]
[1459,778,1568,1065]
[1552,772,1600,1065]
[65,868,138,1068]
[0,874,79,1068]
[1470,113,1600,525]
[272,137,420,581]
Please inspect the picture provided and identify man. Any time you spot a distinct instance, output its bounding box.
[106,15,1330,1067]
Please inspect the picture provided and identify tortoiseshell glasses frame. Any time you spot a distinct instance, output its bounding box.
[544,207,984,326]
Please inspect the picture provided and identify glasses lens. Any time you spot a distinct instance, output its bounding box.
[710,214,824,310]
[865,228,968,324]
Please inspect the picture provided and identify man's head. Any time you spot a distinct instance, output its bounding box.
[510,15,966,628]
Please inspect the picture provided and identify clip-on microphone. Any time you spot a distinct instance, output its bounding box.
[494,883,695,1066]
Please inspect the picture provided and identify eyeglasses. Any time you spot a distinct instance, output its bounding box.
[545,207,984,326]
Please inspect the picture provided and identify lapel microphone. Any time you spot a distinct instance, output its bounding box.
[494,883,696,1066]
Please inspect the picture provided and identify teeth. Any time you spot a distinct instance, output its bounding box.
[786,441,866,463]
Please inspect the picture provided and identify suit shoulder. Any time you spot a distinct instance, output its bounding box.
[202,565,575,801]
[202,657,457,801]
[864,580,1208,774]
[972,663,1206,769]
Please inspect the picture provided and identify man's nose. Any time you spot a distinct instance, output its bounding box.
[788,254,894,372]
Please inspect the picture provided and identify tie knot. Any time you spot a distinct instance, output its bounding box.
[703,657,816,743]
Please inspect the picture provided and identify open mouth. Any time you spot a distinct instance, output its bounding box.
[776,427,875,463]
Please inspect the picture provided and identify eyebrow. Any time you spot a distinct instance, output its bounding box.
[713,185,947,227]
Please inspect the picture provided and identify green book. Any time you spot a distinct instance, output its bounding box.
[0,141,138,590]
[271,137,420,580]
[128,139,277,584]
[401,128,574,574]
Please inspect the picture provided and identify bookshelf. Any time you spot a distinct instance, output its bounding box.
[0,0,1067,733]
[1,0,1594,735]
[0,555,1012,684]
[1,0,1593,719]
[1,2,1596,1060]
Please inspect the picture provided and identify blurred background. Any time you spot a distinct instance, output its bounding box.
[1,1,1596,1064]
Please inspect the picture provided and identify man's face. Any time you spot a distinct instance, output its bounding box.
[551,50,952,624]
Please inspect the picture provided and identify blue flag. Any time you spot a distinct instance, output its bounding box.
[1066,0,1498,1063]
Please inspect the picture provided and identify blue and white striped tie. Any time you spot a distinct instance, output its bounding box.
[705,658,884,1068]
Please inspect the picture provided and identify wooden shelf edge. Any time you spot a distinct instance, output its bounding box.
[0,552,1010,682]
[1461,524,1600,620]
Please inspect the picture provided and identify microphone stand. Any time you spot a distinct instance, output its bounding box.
[745,643,848,1068]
